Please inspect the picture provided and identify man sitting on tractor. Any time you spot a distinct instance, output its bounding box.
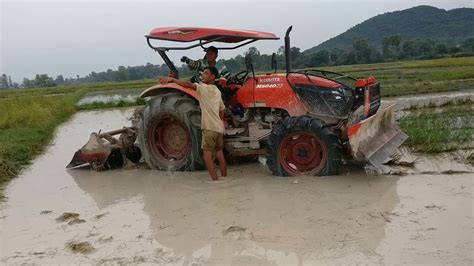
[181,46,231,83]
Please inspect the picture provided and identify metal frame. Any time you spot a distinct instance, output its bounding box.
[284,69,358,119]
[146,36,260,77]
[293,69,356,88]
[146,36,259,52]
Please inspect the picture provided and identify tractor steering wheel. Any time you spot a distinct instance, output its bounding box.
[227,70,249,85]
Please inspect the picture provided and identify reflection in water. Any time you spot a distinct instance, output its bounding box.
[69,163,400,264]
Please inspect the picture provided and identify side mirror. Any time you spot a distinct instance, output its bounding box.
[245,54,255,79]
[271,53,277,74]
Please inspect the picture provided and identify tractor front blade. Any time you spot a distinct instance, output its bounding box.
[348,104,408,171]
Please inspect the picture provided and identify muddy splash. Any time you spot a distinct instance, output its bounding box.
[0,108,472,264]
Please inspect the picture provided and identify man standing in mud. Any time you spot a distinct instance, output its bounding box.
[158,66,227,181]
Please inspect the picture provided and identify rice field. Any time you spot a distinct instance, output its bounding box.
[1,56,473,196]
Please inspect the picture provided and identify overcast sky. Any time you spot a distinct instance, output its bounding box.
[1,0,472,82]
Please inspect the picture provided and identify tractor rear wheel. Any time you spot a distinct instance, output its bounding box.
[266,116,342,176]
[137,92,204,171]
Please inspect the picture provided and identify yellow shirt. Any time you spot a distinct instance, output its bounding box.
[196,83,225,133]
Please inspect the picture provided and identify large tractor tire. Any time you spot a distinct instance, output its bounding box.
[137,92,204,171]
[266,116,342,176]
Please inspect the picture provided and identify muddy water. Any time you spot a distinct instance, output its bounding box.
[1,108,473,264]
[383,90,474,111]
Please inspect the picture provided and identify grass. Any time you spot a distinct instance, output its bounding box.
[399,103,473,153]
[323,57,474,97]
[0,92,82,199]
[1,56,473,197]
[0,79,156,99]
[0,82,151,198]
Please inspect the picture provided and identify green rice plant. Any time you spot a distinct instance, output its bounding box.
[400,103,474,152]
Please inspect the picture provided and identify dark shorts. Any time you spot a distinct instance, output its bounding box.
[202,130,224,151]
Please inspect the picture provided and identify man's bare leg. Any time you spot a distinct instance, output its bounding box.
[216,149,227,177]
[203,150,219,180]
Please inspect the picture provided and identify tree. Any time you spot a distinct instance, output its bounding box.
[55,75,65,85]
[245,47,261,57]
[290,47,301,61]
[33,74,56,87]
[0,74,8,89]
[382,35,401,59]
[308,50,330,67]
[352,38,374,63]
[115,66,129,81]
[434,43,448,55]
[277,46,285,55]
[462,38,474,52]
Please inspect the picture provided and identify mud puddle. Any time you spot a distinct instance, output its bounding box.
[1,108,473,264]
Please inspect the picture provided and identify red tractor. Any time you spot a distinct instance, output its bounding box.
[68,26,407,176]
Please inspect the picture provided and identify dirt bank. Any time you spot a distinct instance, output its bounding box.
[1,108,472,264]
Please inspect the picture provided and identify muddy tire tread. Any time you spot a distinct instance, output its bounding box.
[266,115,342,176]
[138,92,204,171]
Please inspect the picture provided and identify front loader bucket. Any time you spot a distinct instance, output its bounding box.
[348,104,408,171]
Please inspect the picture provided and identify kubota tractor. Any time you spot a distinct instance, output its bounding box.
[68,26,407,176]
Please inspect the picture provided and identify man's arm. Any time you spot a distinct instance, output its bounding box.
[219,110,225,121]
[219,100,225,121]
[159,77,197,91]
[181,56,203,71]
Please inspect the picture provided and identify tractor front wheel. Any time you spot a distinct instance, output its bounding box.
[266,116,342,176]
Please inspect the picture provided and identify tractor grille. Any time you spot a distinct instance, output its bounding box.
[293,84,352,118]
[367,83,380,117]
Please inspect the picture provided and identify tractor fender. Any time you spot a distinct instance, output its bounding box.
[139,83,199,100]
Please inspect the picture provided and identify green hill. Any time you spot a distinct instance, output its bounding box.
[305,5,474,54]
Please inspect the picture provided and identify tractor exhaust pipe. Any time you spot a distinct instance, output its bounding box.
[285,26,293,74]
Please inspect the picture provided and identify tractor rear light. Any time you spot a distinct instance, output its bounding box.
[366,76,376,84]
[355,79,367,87]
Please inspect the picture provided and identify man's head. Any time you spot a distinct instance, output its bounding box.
[204,46,218,63]
[201,66,218,84]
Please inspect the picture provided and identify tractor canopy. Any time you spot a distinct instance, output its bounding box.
[146,27,279,79]
[147,27,279,44]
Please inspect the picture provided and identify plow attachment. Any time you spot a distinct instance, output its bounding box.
[348,104,408,171]
[66,127,141,170]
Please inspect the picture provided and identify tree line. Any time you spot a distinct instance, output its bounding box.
[2,36,473,89]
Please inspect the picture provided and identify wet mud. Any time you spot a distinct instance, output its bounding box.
[1,108,473,264]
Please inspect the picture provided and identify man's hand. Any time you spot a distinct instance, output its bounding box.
[157,76,197,91]
[158,76,175,84]
[180,56,190,64]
